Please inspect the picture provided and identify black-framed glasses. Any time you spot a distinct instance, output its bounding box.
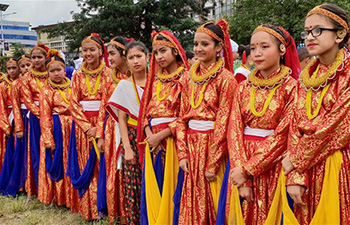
[300,27,338,39]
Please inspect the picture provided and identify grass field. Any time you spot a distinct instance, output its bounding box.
[0,195,110,225]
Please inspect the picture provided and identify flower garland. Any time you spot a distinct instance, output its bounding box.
[300,49,345,91]
[49,77,71,104]
[248,65,290,89]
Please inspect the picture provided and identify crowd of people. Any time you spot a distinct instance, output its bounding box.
[0,3,349,225]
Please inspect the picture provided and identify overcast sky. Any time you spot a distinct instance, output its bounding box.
[1,0,80,27]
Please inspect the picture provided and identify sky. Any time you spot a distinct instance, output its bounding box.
[1,0,80,27]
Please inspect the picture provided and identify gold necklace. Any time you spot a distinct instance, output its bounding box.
[190,82,208,109]
[86,74,101,95]
[250,83,282,117]
[5,75,13,92]
[156,80,171,101]
[29,66,48,78]
[305,64,331,120]
[49,77,71,104]
[156,66,185,82]
[300,49,345,91]
[112,69,121,84]
[59,89,71,104]
[190,58,224,84]
[248,65,290,89]
[81,60,105,77]
[49,77,71,89]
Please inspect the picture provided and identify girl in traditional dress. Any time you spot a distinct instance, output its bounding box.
[21,43,50,196]
[38,49,79,212]
[106,41,148,225]
[18,54,32,76]
[226,24,300,225]
[175,19,237,225]
[67,33,110,220]
[138,30,189,225]
[282,3,350,224]
[6,55,32,197]
[104,36,131,224]
[0,59,20,178]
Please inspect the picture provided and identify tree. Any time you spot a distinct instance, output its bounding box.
[12,43,26,59]
[45,0,209,51]
[227,0,350,45]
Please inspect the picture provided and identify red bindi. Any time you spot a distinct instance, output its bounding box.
[309,25,313,29]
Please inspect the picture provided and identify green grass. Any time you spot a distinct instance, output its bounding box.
[0,195,111,225]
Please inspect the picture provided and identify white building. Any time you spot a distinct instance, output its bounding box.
[190,0,237,22]
[2,20,37,48]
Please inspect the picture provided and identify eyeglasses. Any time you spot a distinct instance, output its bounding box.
[300,27,338,39]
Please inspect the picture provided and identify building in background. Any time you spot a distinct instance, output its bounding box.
[32,22,72,53]
[1,20,37,55]
[190,0,237,22]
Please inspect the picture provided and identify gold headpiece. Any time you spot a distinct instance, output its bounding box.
[152,33,176,48]
[307,5,349,32]
[196,22,223,42]
[82,36,102,49]
[253,25,286,53]
[110,40,126,50]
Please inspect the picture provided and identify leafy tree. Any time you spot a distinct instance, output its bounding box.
[12,43,26,59]
[45,0,208,51]
[227,0,350,45]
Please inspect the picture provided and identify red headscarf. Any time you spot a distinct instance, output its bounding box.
[136,30,189,166]
[279,27,301,79]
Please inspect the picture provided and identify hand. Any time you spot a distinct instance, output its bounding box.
[124,147,136,164]
[145,132,162,151]
[282,152,295,175]
[239,187,253,202]
[287,185,306,206]
[86,127,97,138]
[179,158,189,173]
[16,131,24,138]
[230,167,247,187]
[97,139,105,153]
[205,171,217,182]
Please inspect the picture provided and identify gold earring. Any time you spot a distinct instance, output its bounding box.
[336,29,346,39]
[279,44,286,53]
